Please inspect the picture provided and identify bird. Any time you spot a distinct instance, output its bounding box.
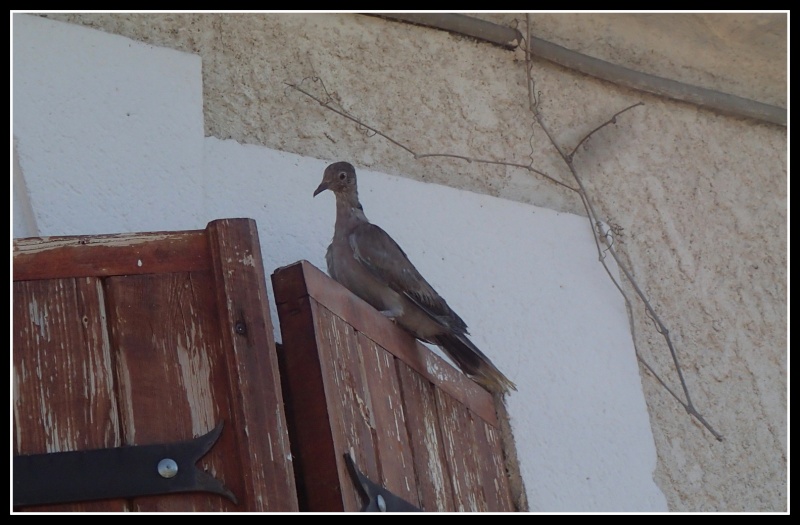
[313,161,516,394]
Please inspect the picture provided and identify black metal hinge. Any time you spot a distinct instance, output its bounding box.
[344,452,421,512]
[13,422,236,507]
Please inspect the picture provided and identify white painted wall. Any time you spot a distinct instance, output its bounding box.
[12,14,204,236]
[12,14,667,511]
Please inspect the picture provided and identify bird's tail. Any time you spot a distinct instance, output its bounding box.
[432,332,517,394]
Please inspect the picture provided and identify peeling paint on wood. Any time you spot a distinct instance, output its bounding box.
[13,277,125,511]
[398,362,455,511]
[13,219,297,512]
[13,230,210,281]
[273,260,517,512]
[206,218,298,511]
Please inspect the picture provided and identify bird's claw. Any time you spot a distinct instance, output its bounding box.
[379,308,401,321]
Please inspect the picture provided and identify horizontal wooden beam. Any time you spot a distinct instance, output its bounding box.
[13,230,210,281]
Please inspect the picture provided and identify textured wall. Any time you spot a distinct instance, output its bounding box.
[31,13,787,511]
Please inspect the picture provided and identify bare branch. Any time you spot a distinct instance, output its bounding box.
[569,102,644,160]
[524,14,539,116]
[539,108,721,440]
[521,18,718,439]
[520,25,721,439]
[611,244,723,440]
[284,80,578,192]
[413,154,576,191]
[285,79,417,157]
[603,242,700,412]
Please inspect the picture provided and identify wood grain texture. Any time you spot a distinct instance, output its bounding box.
[105,271,236,512]
[314,306,381,511]
[435,390,485,512]
[206,218,298,512]
[13,230,210,282]
[273,260,517,513]
[13,277,125,512]
[275,296,342,512]
[13,219,298,512]
[470,415,515,511]
[358,333,419,506]
[397,362,455,512]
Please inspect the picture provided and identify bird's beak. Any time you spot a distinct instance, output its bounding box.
[313,181,329,197]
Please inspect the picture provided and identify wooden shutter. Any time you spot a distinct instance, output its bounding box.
[13,219,298,512]
[272,261,515,512]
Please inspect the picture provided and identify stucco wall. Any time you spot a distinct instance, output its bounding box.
[19,13,787,512]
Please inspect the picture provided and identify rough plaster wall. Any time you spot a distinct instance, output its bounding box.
[478,13,787,107]
[40,13,787,512]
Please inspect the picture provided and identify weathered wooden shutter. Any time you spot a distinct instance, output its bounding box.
[272,261,515,512]
[14,222,517,512]
[13,219,298,512]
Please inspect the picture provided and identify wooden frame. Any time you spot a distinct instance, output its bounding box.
[13,219,298,512]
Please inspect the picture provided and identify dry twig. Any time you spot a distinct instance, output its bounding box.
[522,14,721,441]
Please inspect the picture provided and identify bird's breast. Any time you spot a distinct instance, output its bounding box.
[327,240,402,314]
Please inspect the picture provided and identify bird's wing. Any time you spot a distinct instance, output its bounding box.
[350,224,515,393]
[349,222,468,332]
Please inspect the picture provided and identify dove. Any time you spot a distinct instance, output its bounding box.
[314,161,516,393]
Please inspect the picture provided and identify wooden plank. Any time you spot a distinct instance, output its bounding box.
[357,333,418,506]
[274,295,342,511]
[276,293,397,511]
[397,362,455,512]
[436,390,486,512]
[470,416,515,511]
[272,261,498,427]
[313,306,381,512]
[206,218,298,512]
[13,230,210,281]
[105,271,237,512]
[13,277,125,512]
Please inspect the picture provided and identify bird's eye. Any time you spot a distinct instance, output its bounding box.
[338,172,347,180]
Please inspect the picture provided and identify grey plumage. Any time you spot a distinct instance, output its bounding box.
[314,161,516,394]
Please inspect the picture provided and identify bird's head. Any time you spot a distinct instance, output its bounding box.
[314,161,358,197]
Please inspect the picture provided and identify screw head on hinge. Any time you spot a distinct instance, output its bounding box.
[157,458,178,478]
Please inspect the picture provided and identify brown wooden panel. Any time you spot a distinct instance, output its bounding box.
[273,260,518,513]
[470,416,515,511]
[105,271,237,512]
[13,277,125,512]
[278,297,414,512]
[275,296,342,511]
[13,230,210,281]
[272,261,497,427]
[206,218,298,512]
[314,306,381,511]
[14,219,298,512]
[358,333,419,506]
[436,389,486,512]
[397,362,455,512]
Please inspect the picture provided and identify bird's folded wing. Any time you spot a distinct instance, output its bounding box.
[349,223,468,332]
